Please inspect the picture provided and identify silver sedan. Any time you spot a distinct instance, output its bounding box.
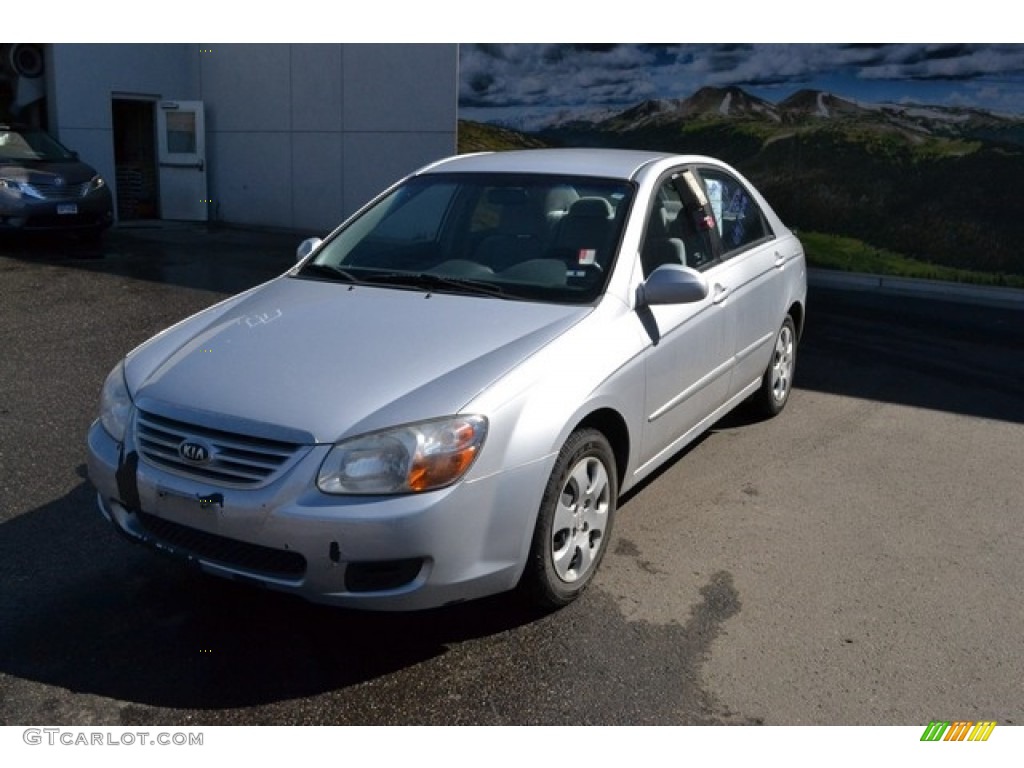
[87,148,806,610]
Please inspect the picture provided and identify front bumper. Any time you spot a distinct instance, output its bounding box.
[0,190,114,232]
[86,419,547,610]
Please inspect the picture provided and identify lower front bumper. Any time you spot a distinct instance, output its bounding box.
[0,194,114,232]
[87,419,548,611]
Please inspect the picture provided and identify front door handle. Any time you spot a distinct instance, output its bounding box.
[712,283,730,304]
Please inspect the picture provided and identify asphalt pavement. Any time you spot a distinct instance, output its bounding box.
[1,224,1022,725]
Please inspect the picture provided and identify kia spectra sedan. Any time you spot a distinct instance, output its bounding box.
[87,148,806,611]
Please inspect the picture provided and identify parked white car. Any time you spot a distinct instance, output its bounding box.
[87,148,806,610]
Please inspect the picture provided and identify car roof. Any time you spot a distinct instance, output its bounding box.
[418,148,690,181]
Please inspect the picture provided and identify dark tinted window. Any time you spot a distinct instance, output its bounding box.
[0,127,76,162]
[697,168,770,257]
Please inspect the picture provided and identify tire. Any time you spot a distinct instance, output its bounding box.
[522,428,618,609]
[751,315,797,418]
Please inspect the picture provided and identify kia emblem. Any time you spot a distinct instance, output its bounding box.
[179,439,211,464]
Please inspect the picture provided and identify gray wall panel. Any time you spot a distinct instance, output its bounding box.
[291,132,344,233]
[342,131,454,215]
[291,45,344,132]
[343,45,458,132]
[200,44,291,133]
[208,131,291,228]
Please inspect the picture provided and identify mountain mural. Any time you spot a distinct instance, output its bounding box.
[459,85,1024,279]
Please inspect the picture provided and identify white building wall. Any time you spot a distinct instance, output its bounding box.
[338,46,457,219]
[46,44,199,213]
[46,43,458,232]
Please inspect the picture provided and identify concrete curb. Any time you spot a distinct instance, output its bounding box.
[808,268,1024,310]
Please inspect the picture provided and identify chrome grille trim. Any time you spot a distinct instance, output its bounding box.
[25,181,91,200]
[135,410,306,487]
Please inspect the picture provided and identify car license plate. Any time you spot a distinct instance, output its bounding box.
[57,203,78,215]
[156,485,224,519]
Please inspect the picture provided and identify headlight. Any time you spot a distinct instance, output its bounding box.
[99,360,133,442]
[0,178,42,199]
[0,178,24,195]
[317,415,488,495]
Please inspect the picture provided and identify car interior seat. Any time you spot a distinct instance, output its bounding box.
[472,188,546,272]
[551,196,615,272]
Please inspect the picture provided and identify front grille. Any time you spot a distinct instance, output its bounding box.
[137,511,307,580]
[26,181,91,200]
[136,410,304,487]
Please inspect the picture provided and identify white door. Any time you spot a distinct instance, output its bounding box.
[157,100,208,221]
[637,173,735,469]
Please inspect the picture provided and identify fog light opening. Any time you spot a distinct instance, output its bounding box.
[345,559,423,593]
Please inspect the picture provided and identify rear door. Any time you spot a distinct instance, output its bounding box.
[694,165,787,398]
[157,100,208,221]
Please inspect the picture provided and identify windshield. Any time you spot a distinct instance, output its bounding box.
[0,127,76,162]
[295,172,635,303]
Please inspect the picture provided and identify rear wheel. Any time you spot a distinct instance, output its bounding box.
[751,315,797,417]
[522,429,618,609]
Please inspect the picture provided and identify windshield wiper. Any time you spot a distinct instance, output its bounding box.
[297,263,363,284]
[358,272,509,299]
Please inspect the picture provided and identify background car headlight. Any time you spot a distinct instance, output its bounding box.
[88,174,106,192]
[99,360,133,442]
[317,415,488,495]
[0,178,26,196]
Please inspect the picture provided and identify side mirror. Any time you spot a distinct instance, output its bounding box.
[637,263,709,307]
[296,237,322,263]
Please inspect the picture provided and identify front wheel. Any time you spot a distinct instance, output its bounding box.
[751,315,797,417]
[521,429,618,609]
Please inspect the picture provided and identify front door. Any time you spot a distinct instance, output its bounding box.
[156,100,208,221]
[637,172,735,471]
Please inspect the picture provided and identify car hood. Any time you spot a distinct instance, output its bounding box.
[0,159,99,184]
[126,276,590,444]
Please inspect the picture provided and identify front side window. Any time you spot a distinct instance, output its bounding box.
[296,173,635,304]
[640,173,717,276]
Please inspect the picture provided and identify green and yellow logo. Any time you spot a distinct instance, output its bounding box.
[920,721,996,742]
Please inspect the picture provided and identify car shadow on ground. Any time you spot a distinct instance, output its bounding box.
[1,473,753,725]
[797,287,1024,424]
[0,473,551,711]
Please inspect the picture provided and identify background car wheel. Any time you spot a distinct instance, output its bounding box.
[752,315,797,418]
[522,428,618,609]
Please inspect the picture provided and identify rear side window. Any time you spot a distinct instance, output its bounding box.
[697,168,771,257]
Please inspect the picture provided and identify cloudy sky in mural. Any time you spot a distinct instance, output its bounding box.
[459,44,1024,129]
